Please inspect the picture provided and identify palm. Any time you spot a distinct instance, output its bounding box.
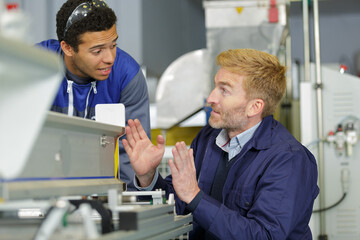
[122,119,165,182]
[128,136,164,176]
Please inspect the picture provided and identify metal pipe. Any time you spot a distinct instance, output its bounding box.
[313,0,326,236]
[286,33,292,101]
[302,0,310,82]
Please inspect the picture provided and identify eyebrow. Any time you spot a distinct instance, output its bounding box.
[89,36,118,51]
[217,80,234,88]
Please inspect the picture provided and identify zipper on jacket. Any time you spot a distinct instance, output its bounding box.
[84,81,97,118]
[67,80,74,116]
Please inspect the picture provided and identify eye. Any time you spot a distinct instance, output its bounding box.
[220,87,229,95]
[92,49,102,55]
[111,43,117,49]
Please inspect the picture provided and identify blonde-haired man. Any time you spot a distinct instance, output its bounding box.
[123,49,319,239]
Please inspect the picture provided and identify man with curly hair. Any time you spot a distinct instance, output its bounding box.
[36,0,150,190]
[123,49,319,239]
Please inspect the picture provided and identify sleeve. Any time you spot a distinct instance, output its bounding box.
[133,169,159,191]
[186,190,204,211]
[191,150,318,239]
[118,69,151,190]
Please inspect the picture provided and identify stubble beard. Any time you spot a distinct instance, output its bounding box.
[209,107,248,133]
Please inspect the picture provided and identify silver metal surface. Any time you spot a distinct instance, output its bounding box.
[5,179,125,200]
[117,204,174,221]
[156,49,212,129]
[302,0,310,83]
[44,111,125,136]
[0,36,64,180]
[1,111,125,200]
[204,1,287,28]
[204,0,287,56]
[122,191,165,205]
[313,0,326,235]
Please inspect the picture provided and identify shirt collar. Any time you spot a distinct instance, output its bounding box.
[65,67,93,85]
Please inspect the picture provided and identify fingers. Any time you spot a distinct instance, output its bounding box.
[126,119,147,148]
[157,135,166,150]
[168,159,179,177]
[122,139,133,156]
[128,119,141,141]
[172,141,193,172]
[172,146,183,171]
[176,142,189,162]
[169,153,199,204]
[134,119,148,140]
[125,125,134,146]
[188,148,195,169]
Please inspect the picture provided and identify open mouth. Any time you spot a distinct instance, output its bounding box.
[98,67,111,75]
[211,110,220,116]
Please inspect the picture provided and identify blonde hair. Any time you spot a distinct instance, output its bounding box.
[216,49,286,118]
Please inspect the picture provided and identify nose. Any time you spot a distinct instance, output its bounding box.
[207,88,217,105]
[103,48,116,64]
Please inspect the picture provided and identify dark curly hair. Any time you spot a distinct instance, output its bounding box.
[56,0,117,52]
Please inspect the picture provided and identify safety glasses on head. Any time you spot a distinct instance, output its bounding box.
[63,0,108,39]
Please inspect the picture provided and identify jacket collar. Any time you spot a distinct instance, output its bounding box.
[246,115,275,151]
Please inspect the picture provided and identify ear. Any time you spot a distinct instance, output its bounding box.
[60,40,74,57]
[246,98,264,118]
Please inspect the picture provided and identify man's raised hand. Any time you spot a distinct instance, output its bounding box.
[122,119,165,187]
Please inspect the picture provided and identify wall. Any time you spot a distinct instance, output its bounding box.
[142,0,206,76]
[290,0,360,76]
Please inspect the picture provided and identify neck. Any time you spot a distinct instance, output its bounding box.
[227,117,262,139]
[63,55,74,75]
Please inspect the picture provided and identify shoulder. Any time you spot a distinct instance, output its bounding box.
[35,39,61,53]
[108,48,144,92]
[107,48,143,92]
[114,47,140,74]
[257,116,316,165]
[255,116,299,149]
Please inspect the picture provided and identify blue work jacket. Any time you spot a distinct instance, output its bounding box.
[155,115,319,239]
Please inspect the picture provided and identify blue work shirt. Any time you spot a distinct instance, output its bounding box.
[154,115,319,239]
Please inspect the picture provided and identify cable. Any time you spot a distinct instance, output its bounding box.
[339,115,360,133]
[313,168,349,213]
[312,193,347,213]
[305,139,322,149]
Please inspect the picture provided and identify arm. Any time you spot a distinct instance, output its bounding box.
[118,69,151,190]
